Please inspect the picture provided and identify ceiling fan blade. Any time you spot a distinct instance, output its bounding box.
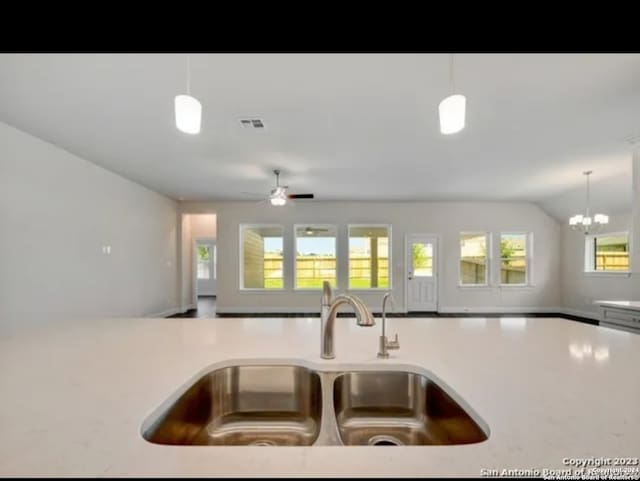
[288,193,314,199]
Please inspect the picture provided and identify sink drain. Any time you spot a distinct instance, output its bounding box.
[249,440,277,446]
[368,435,404,446]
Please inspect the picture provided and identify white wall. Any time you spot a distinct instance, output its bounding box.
[179,214,193,309]
[0,121,179,329]
[181,201,561,314]
[190,214,217,240]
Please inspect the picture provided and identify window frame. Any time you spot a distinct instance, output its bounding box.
[499,231,531,287]
[584,231,631,275]
[458,231,491,287]
[293,224,338,291]
[347,224,393,291]
[239,223,285,291]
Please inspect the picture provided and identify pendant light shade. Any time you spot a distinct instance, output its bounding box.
[174,55,201,135]
[439,94,466,134]
[439,54,466,135]
[174,94,202,134]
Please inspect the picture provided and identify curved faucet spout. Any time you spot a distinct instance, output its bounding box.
[321,281,332,307]
[321,293,375,360]
[327,295,375,327]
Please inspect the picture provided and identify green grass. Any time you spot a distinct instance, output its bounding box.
[264,278,284,289]
[349,278,389,289]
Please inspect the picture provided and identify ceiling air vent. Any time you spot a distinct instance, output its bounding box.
[622,133,640,145]
[239,118,265,129]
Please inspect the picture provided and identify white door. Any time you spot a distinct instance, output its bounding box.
[406,235,437,311]
[195,239,217,296]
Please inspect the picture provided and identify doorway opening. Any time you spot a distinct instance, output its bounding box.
[182,213,217,318]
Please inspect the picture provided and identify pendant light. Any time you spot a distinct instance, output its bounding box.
[439,54,466,135]
[174,55,202,134]
[569,170,609,234]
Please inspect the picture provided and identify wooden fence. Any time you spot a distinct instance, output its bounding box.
[262,255,389,288]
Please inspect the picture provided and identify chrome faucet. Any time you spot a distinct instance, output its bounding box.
[377,292,400,359]
[321,281,375,359]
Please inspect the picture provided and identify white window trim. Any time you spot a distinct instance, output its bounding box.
[458,231,491,287]
[293,224,338,290]
[239,223,285,291]
[584,230,631,275]
[499,231,532,287]
[347,224,393,290]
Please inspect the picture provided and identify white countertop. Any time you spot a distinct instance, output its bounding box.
[596,300,640,310]
[1,315,639,477]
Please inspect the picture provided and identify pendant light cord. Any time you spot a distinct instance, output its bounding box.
[449,53,455,94]
[585,171,591,218]
[186,54,191,96]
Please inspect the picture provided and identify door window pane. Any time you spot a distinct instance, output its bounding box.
[197,245,210,280]
[412,242,433,277]
[241,225,284,289]
[501,233,527,284]
[295,225,337,288]
[348,226,390,289]
[460,233,488,285]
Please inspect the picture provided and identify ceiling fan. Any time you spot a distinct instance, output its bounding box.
[243,170,314,206]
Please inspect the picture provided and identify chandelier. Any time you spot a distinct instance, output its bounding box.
[569,170,608,234]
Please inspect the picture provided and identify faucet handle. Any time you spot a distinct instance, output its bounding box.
[387,334,400,350]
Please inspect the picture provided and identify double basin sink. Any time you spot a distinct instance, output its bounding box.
[141,360,489,447]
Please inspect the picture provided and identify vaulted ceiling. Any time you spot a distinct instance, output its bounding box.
[0,53,637,220]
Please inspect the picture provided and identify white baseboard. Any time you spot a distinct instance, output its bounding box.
[216,306,320,314]
[216,305,601,321]
[146,304,196,318]
[217,305,566,315]
[437,306,563,314]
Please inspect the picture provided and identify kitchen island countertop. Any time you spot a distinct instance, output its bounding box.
[1,315,638,477]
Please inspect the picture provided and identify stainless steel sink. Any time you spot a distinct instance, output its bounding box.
[333,371,488,446]
[142,362,489,447]
[142,365,322,446]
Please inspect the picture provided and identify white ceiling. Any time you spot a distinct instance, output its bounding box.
[0,53,638,220]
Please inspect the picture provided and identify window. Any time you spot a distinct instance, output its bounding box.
[460,233,488,285]
[197,245,211,279]
[585,232,630,272]
[240,225,284,289]
[500,233,528,285]
[348,225,390,289]
[295,225,337,289]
